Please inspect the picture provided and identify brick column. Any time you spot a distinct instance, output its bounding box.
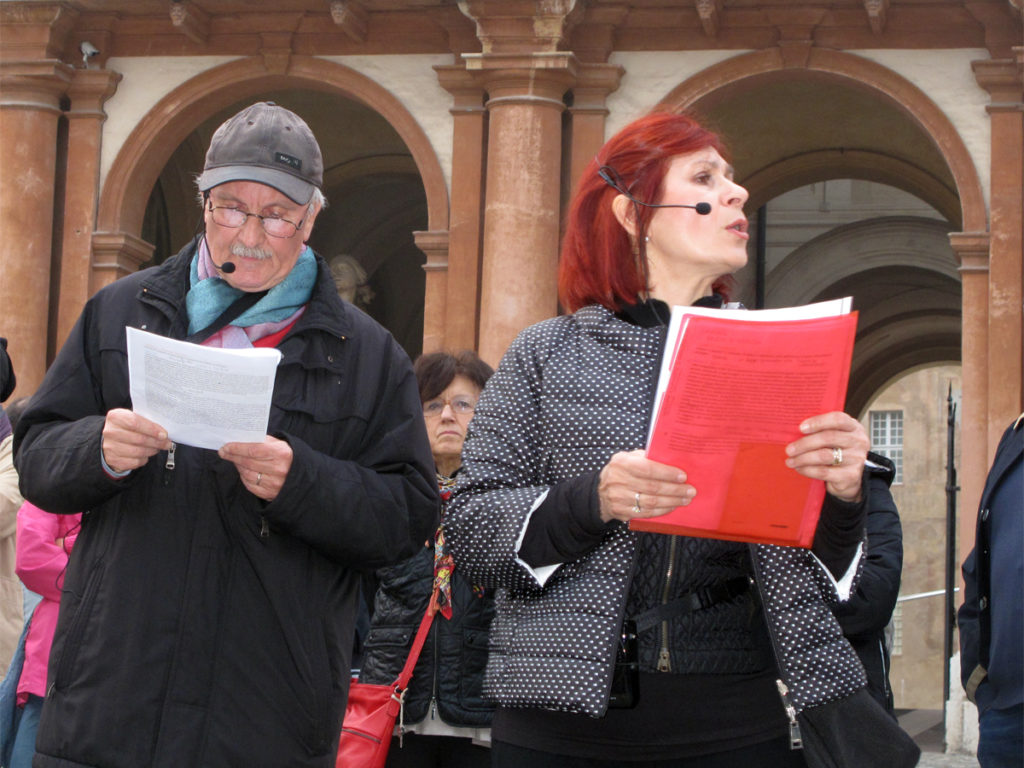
[566,63,623,198]
[56,67,121,351]
[949,231,991,571]
[0,60,73,397]
[972,55,1024,454]
[414,229,451,354]
[435,65,488,352]
[468,54,576,366]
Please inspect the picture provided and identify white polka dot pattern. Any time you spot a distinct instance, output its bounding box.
[447,304,867,718]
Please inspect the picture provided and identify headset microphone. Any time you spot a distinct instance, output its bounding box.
[598,166,712,215]
[215,261,236,274]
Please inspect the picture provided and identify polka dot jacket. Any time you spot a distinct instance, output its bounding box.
[445,304,868,719]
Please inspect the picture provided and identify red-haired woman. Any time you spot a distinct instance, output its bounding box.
[446,111,915,767]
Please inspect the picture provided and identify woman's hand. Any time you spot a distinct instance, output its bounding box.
[784,411,868,503]
[598,449,696,523]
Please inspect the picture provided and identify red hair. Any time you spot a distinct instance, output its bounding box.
[558,111,729,313]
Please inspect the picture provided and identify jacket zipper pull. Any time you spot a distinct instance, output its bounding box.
[164,442,176,470]
[431,696,438,720]
[259,516,269,538]
[657,648,672,672]
[775,679,802,749]
[397,690,406,747]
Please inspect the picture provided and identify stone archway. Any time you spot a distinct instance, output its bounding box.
[657,47,986,234]
[93,55,449,278]
[765,216,962,415]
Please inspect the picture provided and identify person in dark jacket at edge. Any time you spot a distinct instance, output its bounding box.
[13,102,439,768]
[359,350,497,767]
[958,413,1023,768]
[830,452,902,716]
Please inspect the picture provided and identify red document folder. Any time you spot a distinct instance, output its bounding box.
[631,301,858,547]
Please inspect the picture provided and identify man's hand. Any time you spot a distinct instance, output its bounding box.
[101,408,172,473]
[219,435,293,502]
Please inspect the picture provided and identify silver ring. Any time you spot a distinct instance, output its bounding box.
[831,447,843,466]
[632,492,642,516]
[256,472,263,486]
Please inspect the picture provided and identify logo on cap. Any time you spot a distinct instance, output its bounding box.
[275,152,302,171]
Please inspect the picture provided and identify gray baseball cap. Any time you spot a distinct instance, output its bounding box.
[197,102,323,205]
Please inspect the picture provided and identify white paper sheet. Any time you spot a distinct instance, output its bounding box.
[126,327,282,450]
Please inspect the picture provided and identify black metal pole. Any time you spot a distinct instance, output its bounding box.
[943,383,959,743]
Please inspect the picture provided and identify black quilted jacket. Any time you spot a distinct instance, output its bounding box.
[447,304,888,721]
[359,538,497,727]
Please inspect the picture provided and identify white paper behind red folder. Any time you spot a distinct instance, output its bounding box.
[633,298,858,548]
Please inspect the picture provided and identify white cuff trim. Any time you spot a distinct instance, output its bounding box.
[812,540,863,601]
[514,489,562,588]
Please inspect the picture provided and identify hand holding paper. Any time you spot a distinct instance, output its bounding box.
[101,408,172,473]
[635,298,859,547]
[126,327,282,451]
[219,435,293,502]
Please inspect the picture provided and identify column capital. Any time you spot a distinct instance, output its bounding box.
[972,56,1023,111]
[949,231,991,273]
[65,67,121,118]
[569,62,624,114]
[462,51,579,107]
[414,230,451,271]
[0,2,79,63]
[90,231,154,289]
[458,0,581,56]
[0,59,74,114]
[434,64,487,112]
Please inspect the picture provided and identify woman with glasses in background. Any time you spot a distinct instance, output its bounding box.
[359,351,496,767]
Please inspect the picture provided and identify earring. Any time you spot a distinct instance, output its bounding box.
[644,235,650,243]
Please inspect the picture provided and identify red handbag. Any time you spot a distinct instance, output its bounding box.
[335,589,438,768]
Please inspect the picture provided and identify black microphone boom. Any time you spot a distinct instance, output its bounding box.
[598,165,712,215]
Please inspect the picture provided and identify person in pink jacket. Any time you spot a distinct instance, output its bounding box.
[9,502,80,768]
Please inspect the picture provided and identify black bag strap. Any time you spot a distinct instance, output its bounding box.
[185,290,268,345]
[632,575,752,634]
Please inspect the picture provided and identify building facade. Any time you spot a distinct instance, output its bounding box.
[1,0,1021,748]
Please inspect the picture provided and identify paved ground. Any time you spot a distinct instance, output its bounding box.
[901,709,980,768]
[917,752,979,768]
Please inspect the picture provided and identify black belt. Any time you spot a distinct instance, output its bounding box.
[632,576,753,634]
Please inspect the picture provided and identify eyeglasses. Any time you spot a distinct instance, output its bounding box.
[423,397,476,417]
[207,202,306,239]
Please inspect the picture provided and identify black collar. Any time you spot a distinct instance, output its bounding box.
[615,294,725,328]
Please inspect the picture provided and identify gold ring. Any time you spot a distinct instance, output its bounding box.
[256,472,263,486]
[831,447,843,466]
[632,492,642,516]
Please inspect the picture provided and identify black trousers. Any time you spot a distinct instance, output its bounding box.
[385,733,491,768]
[490,736,808,768]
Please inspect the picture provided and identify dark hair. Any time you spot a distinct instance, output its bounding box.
[558,111,729,313]
[413,350,494,403]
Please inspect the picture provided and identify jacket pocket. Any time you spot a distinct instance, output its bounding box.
[457,627,494,711]
[52,560,105,691]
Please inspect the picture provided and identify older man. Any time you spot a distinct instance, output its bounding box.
[14,102,438,767]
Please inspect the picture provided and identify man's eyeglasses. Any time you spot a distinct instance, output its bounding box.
[207,202,306,239]
[423,397,476,417]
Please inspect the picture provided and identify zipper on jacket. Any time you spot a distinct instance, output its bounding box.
[748,547,802,751]
[430,618,440,721]
[775,679,803,749]
[259,516,269,538]
[657,536,678,672]
[162,442,176,486]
